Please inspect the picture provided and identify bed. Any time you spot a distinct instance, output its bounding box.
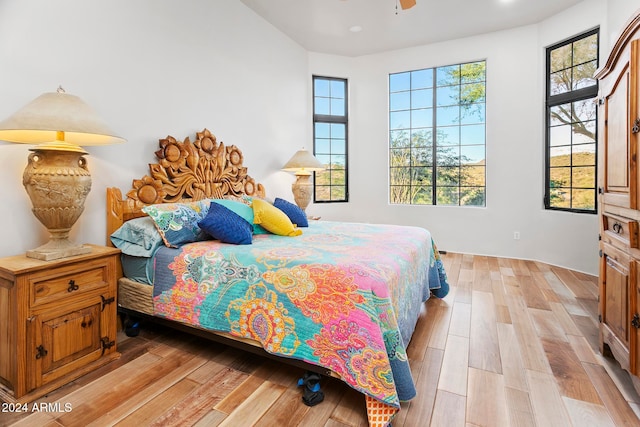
[105,128,449,427]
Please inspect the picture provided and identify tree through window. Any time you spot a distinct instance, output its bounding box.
[313,76,348,203]
[389,61,486,206]
[545,28,599,213]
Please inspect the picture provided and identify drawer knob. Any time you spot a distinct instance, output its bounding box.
[67,279,79,292]
[634,118,640,134]
[613,222,624,234]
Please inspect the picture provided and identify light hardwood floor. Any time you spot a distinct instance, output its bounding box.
[3,252,640,426]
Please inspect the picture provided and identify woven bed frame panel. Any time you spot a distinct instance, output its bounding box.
[118,277,154,316]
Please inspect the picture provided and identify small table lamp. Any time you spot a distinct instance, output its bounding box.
[0,87,125,260]
[282,149,325,212]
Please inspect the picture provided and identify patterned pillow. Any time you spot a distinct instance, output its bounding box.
[199,202,253,245]
[252,198,302,237]
[223,194,254,206]
[110,216,164,257]
[273,197,308,227]
[142,200,209,247]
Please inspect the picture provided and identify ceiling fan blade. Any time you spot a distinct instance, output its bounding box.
[399,0,416,9]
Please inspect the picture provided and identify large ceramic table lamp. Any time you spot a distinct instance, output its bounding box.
[282,149,325,212]
[0,87,125,260]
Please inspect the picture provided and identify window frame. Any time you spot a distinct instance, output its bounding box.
[544,27,599,214]
[388,61,487,206]
[312,75,349,203]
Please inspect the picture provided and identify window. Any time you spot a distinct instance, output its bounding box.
[389,61,486,206]
[545,29,599,213]
[313,76,348,202]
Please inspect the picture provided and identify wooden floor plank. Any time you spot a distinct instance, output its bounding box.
[567,334,600,365]
[217,381,287,427]
[253,386,311,427]
[148,368,248,427]
[430,390,466,427]
[596,354,640,405]
[328,387,368,427]
[506,294,552,374]
[62,349,201,427]
[191,410,227,427]
[552,266,598,300]
[549,301,583,337]
[497,323,528,392]
[91,356,210,427]
[562,396,616,427]
[543,271,590,316]
[448,301,471,338]
[472,268,493,293]
[454,267,473,304]
[582,362,640,426]
[437,334,469,396]
[504,387,536,427]
[519,275,551,310]
[529,307,568,342]
[112,379,200,426]
[541,338,602,404]
[511,259,532,277]
[466,367,509,426]
[400,347,444,427]
[214,366,273,415]
[469,290,502,374]
[526,369,573,426]
[406,304,436,362]
[426,304,450,350]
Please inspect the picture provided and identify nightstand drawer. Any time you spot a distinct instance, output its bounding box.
[602,212,638,250]
[30,260,110,307]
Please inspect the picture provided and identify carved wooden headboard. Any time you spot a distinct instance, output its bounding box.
[106,128,265,244]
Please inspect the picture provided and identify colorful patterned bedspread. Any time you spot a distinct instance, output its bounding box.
[152,221,449,426]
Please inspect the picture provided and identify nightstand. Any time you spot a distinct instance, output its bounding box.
[0,244,120,403]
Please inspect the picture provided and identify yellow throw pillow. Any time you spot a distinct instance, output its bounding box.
[252,198,302,237]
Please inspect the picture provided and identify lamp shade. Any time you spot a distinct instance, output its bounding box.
[0,88,125,147]
[282,149,325,173]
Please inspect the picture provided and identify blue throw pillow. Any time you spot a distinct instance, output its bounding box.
[274,197,308,227]
[209,198,268,235]
[198,202,253,245]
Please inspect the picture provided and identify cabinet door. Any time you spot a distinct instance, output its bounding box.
[598,40,640,210]
[27,298,105,390]
[600,243,632,362]
[41,304,102,376]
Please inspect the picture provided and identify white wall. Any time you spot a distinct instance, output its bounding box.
[308,0,610,275]
[607,0,640,49]
[0,0,308,257]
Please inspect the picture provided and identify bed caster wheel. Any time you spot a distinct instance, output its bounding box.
[120,314,141,337]
[297,371,324,406]
[125,320,140,337]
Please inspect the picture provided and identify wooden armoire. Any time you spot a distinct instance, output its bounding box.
[596,9,640,395]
